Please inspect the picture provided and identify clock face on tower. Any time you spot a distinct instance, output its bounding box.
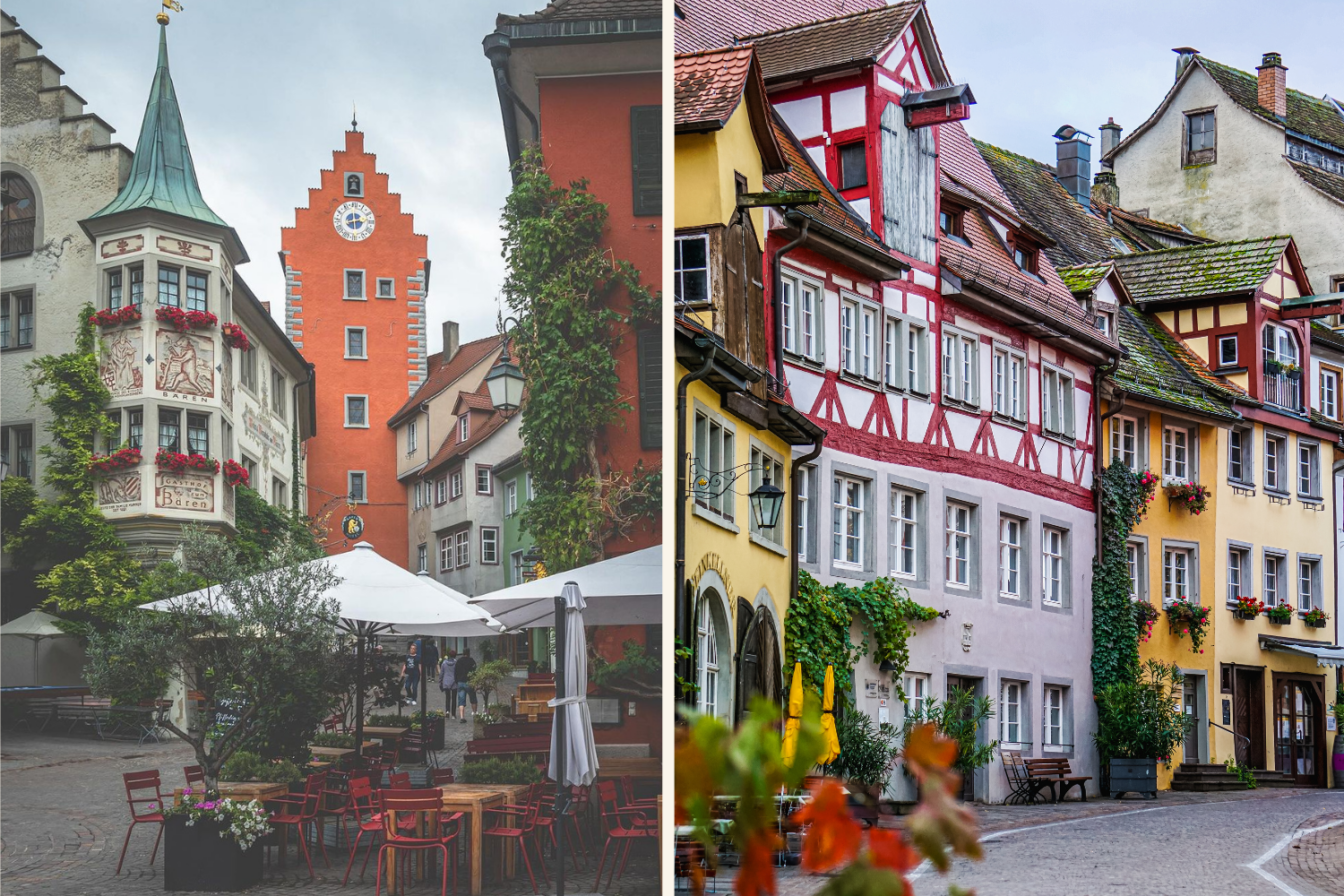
[333,201,375,241]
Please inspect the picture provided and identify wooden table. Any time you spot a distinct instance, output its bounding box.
[595,757,661,779]
[173,781,288,804]
[307,746,355,763]
[430,784,530,896]
[362,725,410,738]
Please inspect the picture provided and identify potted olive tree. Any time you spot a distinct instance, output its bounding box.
[825,709,901,806]
[1094,660,1188,798]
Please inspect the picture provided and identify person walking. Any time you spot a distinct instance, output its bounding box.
[402,641,420,706]
[440,649,458,716]
[454,648,477,722]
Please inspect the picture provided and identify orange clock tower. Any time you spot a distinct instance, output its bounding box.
[280,125,429,564]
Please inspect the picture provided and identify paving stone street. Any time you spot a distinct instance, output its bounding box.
[0,715,658,896]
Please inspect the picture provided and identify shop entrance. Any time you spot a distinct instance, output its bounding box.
[1272,674,1325,787]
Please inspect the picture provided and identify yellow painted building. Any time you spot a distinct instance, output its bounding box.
[673,46,823,721]
[1103,238,1342,789]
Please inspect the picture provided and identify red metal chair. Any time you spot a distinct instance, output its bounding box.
[343,776,386,885]
[387,771,412,790]
[116,770,166,874]
[183,765,206,790]
[593,779,654,890]
[266,774,329,878]
[376,791,452,896]
[401,729,437,767]
[534,785,583,871]
[482,783,548,894]
[321,770,358,851]
[429,767,455,786]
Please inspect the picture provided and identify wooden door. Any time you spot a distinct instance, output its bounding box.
[946,675,979,802]
[1182,680,1201,763]
[1233,668,1266,768]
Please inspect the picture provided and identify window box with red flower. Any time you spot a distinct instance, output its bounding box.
[154,449,220,475]
[1165,598,1211,652]
[1302,607,1328,629]
[89,306,142,328]
[222,459,250,489]
[1264,603,1294,625]
[1133,599,1160,643]
[156,306,218,333]
[220,323,250,352]
[1231,595,1264,621]
[1164,481,1209,515]
[88,447,142,475]
[1133,470,1160,523]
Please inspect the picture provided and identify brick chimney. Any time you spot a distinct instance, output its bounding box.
[442,321,459,362]
[1257,52,1287,119]
[1091,170,1119,207]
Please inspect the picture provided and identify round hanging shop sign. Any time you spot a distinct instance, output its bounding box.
[341,514,365,540]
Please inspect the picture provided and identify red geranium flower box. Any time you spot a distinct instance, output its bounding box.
[223,459,250,489]
[154,449,220,475]
[156,306,218,333]
[220,323,251,352]
[89,306,143,327]
[88,447,142,474]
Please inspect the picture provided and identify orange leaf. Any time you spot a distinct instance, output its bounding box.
[903,723,957,779]
[867,827,919,878]
[791,779,861,872]
[734,831,779,896]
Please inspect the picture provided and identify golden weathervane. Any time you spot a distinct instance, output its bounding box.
[156,0,183,25]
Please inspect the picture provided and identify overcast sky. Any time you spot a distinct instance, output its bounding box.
[8,1,1337,353]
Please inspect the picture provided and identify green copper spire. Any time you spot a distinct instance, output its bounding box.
[89,24,226,227]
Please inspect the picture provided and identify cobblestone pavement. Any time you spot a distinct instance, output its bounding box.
[695,788,1344,896]
[1,721,658,896]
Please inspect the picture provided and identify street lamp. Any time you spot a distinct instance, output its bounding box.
[749,474,785,529]
[485,317,526,413]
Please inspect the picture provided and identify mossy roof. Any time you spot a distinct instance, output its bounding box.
[1108,236,1290,304]
[1287,159,1344,206]
[1113,307,1241,420]
[1055,262,1110,294]
[1199,58,1344,153]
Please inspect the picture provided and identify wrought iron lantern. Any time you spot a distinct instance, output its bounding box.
[749,475,785,530]
[485,316,525,412]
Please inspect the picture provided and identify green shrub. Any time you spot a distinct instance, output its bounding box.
[901,686,997,778]
[458,758,543,785]
[826,709,900,789]
[311,732,355,748]
[219,751,304,785]
[1094,660,1188,763]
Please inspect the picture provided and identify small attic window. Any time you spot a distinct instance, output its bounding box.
[1110,237,1131,255]
[1013,244,1038,274]
[344,172,363,197]
[838,142,867,190]
[940,208,963,237]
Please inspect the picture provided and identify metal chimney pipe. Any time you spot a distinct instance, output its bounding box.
[1172,47,1200,82]
[1053,125,1093,206]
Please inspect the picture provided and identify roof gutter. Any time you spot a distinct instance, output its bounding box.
[483,32,539,177]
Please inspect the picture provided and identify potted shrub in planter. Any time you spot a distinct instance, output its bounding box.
[824,709,900,808]
[1094,660,1187,799]
[161,791,269,891]
[1232,595,1265,621]
[472,704,511,739]
[1265,603,1295,625]
[1303,607,1329,629]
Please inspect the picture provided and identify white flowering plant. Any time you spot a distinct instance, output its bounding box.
[160,789,271,851]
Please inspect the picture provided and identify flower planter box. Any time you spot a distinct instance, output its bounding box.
[1266,616,1293,626]
[163,815,263,892]
[1107,757,1157,799]
[1305,617,1327,629]
[1233,609,1259,621]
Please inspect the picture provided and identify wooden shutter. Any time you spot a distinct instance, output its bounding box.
[636,327,662,450]
[880,102,938,265]
[630,106,662,217]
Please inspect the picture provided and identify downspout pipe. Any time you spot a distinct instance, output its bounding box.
[483,32,539,175]
[771,217,810,388]
[675,342,715,704]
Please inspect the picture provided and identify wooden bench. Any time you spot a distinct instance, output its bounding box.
[464,734,550,762]
[482,721,551,740]
[1022,757,1090,803]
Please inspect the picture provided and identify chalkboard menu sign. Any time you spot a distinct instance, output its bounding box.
[210,690,251,740]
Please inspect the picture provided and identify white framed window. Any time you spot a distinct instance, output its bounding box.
[344,395,368,428]
[450,469,463,500]
[696,600,719,718]
[440,536,454,572]
[798,463,815,563]
[992,347,1026,421]
[942,329,978,406]
[749,445,786,547]
[859,303,879,380]
[1164,548,1191,602]
[1042,526,1064,605]
[345,327,367,359]
[833,475,866,569]
[945,501,972,587]
[272,476,287,508]
[417,543,428,573]
[1228,547,1247,602]
[1043,686,1065,751]
[674,233,709,305]
[891,488,919,579]
[407,421,418,454]
[505,480,518,516]
[1265,433,1286,492]
[1042,366,1075,438]
[1218,335,1238,367]
[1000,681,1023,748]
[510,550,525,586]
[1126,541,1143,601]
[458,415,470,443]
[412,481,423,511]
[1297,439,1320,499]
[1320,368,1339,420]
[1264,553,1284,606]
[480,528,499,565]
[271,366,288,421]
[476,465,492,495]
[883,316,928,393]
[1228,427,1251,484]
[906,322,927,393]
[884,317,901,388]
[1111,415,1138,470]
[1299,558,1320,611]
[435,477,447,505]
[455,530,470,568]
[903,673,929,713]
[347,471,367,503]
[344,269,365,300]
[693,408,736,522]
[239,338,258,391]
[376,277,395,299]
[1162,426,1189,482]
[781,270,823,362]
[526,472,534,501]
[999,515,1022,597]
[840,300,857,375]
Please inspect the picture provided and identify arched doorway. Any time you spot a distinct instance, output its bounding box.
[735,599,781,725]
[694,588,732,721]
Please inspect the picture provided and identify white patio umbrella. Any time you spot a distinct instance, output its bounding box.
[0,610,73,686]
[548,583,598,787]
[469,545,661,629]
[142,541,503,758]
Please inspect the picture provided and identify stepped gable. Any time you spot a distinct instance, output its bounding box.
[1108,236,1292,305]
[673,0,888,54]
[738,2,922,83]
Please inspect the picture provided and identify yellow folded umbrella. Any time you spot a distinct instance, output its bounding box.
[819,664,840,765]
[781,661,803,767]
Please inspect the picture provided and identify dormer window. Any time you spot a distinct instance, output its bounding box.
[458,414,469,443]
[838,142,867,190]
[939,208,963,238]
[1013,244,1038,274]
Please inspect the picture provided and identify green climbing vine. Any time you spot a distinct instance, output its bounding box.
[1092,463,1156,690]
[784,571,939,703]
[500,146,659,574]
